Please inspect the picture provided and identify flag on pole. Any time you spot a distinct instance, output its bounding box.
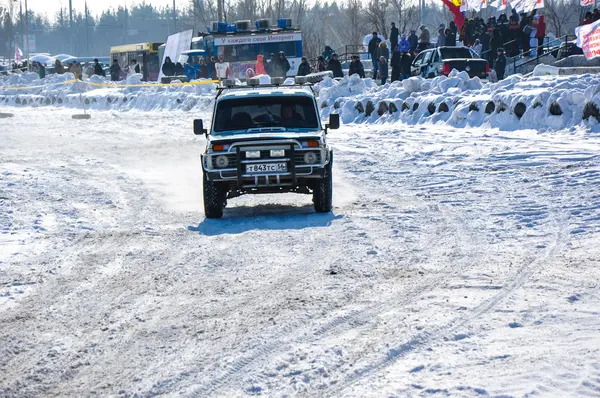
[581,0,594,6]
[533,0,544,10]
[498,0,508,10]
[15,46,23,64]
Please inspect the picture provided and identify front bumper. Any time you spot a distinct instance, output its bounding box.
[201,140,331,190]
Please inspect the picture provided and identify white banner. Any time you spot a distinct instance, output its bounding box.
[510,0,543,12]
[213,33,302,46]
[581,0,594,5]
[576,18,600,60]
[158,29,194,80]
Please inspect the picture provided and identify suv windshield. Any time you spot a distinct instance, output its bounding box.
[213,96,319,133]
[440,47,473,59]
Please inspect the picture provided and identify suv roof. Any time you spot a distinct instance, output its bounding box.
[218,87,315,100]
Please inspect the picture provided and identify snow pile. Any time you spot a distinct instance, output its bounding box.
[316,71,600,130]
[0,73,217,112]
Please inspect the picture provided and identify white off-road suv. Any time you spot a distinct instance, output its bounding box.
[193,78,339,218]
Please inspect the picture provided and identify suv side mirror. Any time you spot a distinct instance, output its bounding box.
[328,113,340,130]
[193,119,207,136]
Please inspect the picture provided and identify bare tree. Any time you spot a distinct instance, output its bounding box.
[340,0,367,51]
[365,0,390,38]
[544,0,579,37]
[390,0,419,34]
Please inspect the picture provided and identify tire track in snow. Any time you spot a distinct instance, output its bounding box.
[188,195,480,396]
[324,211,568,397]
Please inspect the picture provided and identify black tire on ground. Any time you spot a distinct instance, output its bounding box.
[313,157,333,213]
[203,173,226,219]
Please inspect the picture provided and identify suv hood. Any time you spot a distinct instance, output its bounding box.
[209,131,324,143]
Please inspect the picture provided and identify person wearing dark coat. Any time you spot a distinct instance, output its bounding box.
[536,15,546,55]
[110,59,121,81]
[317,56,328,72]
[444,28,457,46]
[450,21,458,37]
[327,53,343,78]
[174,62,184,76]
[377,56,388,85]
[494,48,507,80]
[272,51,291,78]
[400,52,412,80]
[489,28,503,65]
[322,46,334,62]
[390,22,399,51]
[594,8,600,22]
[198,58,209,78]
[368,32,383,77]
[348,55,365,78]
[296,57,312,76]
[207,56,216,79]
[93,59,105,76]
[390,49,401,82]
[408,30,419,53]
[161,56,175,77]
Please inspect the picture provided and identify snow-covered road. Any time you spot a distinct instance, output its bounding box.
[1,109,600,397]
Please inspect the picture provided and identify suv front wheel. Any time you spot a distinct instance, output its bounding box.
[203,173,226,218]
[313,161,333,213]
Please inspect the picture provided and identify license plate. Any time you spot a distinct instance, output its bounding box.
[246,163,287,173]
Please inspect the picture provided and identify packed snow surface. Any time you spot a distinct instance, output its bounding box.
[1,108,600,396]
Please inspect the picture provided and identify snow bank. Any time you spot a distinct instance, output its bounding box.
[0,73,217,112]
[316,71,600,130]
[2,70,600,130]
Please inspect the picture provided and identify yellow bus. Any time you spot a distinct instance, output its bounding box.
[109,42,163,81]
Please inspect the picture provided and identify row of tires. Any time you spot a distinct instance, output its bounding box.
[325,97,600,121]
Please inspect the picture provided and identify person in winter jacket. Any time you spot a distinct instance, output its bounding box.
[197,58,209,79]
[511,8,520,23]
[37,62,46,79]
[471,39,482,57]
[161,56,175,77]
[322,46,334,61]
[348,55,365,78]
[460,20,472,46]
[265,53,277,76]
[594,8,600,21]
[494,48,507,80]
[535,15,546,55]
[408,30,419,52]
[272,51,291,78]
[317,56,328,72]
[377,56,388,85]
[297,57,312,76]
[55,59,65,75]
[418,25,431,50]
[390,22,399,51]
[93,59,105,76]
[507,16,520,56]
[390,48,401,82]
[444,28,456,46]
[327,53,343,78]
[130,59,141,74]
[174,62,184,76]
[71,61,83,80]
[450,21,458,36]
[110,59,121,81]
[207,56,216,79]
[377,42,389,60]
[368,32,383,77]
[583,11,594,25]
[255,54,266,75]
[489,28,503,65]
[437,28,446,48]
[399,34,410,53]
[400,52,412,80]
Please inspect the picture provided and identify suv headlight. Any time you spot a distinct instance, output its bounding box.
[215,155,229,168]
[303,151,318,164]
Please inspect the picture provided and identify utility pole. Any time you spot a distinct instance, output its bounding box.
[24,0,29,64]
[85,1,89,55]
[69,0,73,54]
[173,0,176,32]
